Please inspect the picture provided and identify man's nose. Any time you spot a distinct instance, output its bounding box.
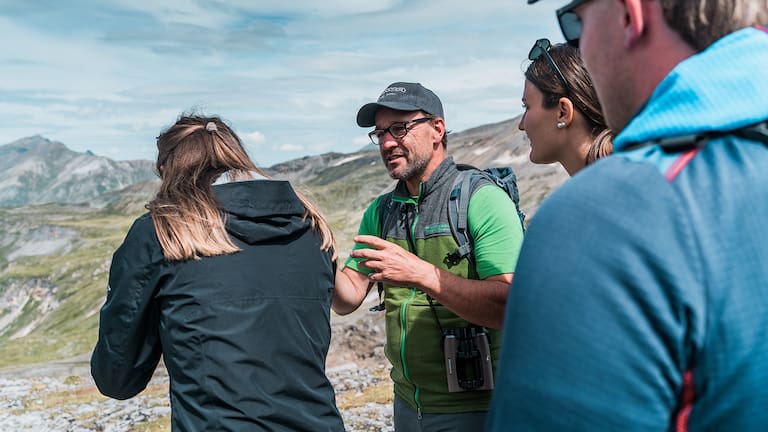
[379,131,400,148]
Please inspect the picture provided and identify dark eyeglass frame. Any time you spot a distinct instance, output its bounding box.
[368,117,433,146]
[556,0,592,48]
[528,38,572,95]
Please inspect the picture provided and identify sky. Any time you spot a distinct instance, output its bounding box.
[0,1,564,167]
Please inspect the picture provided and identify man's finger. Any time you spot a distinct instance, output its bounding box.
[353,235,389,249]
[350,248,379,259]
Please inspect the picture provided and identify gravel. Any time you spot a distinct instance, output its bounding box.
[0,308,394,431]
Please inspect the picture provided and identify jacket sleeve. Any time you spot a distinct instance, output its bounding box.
[91,215,165,400]
[487,158,703,431]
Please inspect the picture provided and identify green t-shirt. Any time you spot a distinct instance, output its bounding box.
[346,184,522,278]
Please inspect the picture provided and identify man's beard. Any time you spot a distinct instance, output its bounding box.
[389,153,430,182]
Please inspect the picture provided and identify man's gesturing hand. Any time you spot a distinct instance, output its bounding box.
[349,235,439,291]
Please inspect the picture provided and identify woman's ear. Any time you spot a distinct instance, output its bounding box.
[557,97,575,126]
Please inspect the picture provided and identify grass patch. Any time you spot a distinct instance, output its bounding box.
[336,381,394,410]
[335,368,393,410]
[0,205,138,367]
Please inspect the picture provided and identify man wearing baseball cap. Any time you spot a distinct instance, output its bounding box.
[333,82,524,431]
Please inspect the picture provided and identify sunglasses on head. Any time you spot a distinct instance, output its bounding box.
[556,0,592,47]
[528,38,572,94]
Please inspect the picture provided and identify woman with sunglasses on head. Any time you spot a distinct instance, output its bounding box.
[91,114,345,431]
[520,38,613,176]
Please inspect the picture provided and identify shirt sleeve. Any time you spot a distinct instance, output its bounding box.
[90,215,165,400]
[343,196,383,275]
[468,184,524,278]
[487,158,701,430]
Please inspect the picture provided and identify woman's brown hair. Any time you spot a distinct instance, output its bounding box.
[148,114,336,261]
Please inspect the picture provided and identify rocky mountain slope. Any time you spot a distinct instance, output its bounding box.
[0,136,156,206]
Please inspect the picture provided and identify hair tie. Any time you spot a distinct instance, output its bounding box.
[205,121,218,132]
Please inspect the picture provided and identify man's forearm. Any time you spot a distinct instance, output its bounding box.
[418,268,512,329]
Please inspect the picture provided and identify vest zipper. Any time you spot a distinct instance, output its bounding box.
[400,288,420,413]
[400,202,423,414]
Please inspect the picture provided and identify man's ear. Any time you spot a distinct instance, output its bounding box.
[431,117,446,146]
[623,0,646,48]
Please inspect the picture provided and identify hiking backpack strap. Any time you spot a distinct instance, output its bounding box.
[444,168,475,267]
[626,120,768,153]
[378,191,399,239]
[444,164,525,268]
[444,165,477,267]
[732,120,768,146]
[622,120,768,181]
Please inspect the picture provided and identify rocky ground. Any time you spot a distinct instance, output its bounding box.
[0,305,392,432]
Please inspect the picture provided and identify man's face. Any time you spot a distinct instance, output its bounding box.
[574,0,628,131]
[374,108,438,182]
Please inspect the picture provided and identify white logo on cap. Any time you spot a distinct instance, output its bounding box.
[380,86,407,97]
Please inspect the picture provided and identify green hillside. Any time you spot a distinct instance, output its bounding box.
[0,205,140,367]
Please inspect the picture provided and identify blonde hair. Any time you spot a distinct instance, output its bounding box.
[148,114,336,261]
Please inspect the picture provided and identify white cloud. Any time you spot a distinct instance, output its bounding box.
[108,0,235,28]
[0,0,567,167]
[241,131,266,145]
[278,143,304,152]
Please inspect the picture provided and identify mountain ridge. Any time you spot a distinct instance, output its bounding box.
[0,136,157,206]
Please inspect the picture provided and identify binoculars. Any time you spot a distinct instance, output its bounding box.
[443,326,494,392]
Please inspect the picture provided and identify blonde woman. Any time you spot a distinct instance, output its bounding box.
[91,114,344,431]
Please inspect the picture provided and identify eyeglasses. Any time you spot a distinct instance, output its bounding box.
[528,38,572,94]
[368,117,433,145]
[556,0,593,48]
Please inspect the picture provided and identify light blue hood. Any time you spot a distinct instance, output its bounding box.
[615,26,768,151]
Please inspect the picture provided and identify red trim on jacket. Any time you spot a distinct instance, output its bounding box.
[666,148,700,181]
[756,24,767,33]
[675,370,695,432]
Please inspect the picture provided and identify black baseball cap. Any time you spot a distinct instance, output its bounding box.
[356,82,444,127]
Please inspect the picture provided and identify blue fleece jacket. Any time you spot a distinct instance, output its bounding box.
[488,26,768,431]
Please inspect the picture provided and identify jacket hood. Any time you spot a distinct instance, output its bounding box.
[213,180,310,245]
[616,26,768,151]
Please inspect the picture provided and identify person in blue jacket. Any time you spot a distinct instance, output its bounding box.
[91,114,344,431]
[489,1,768,430]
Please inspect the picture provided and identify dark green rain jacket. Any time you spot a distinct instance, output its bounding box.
[91,180,344,432]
